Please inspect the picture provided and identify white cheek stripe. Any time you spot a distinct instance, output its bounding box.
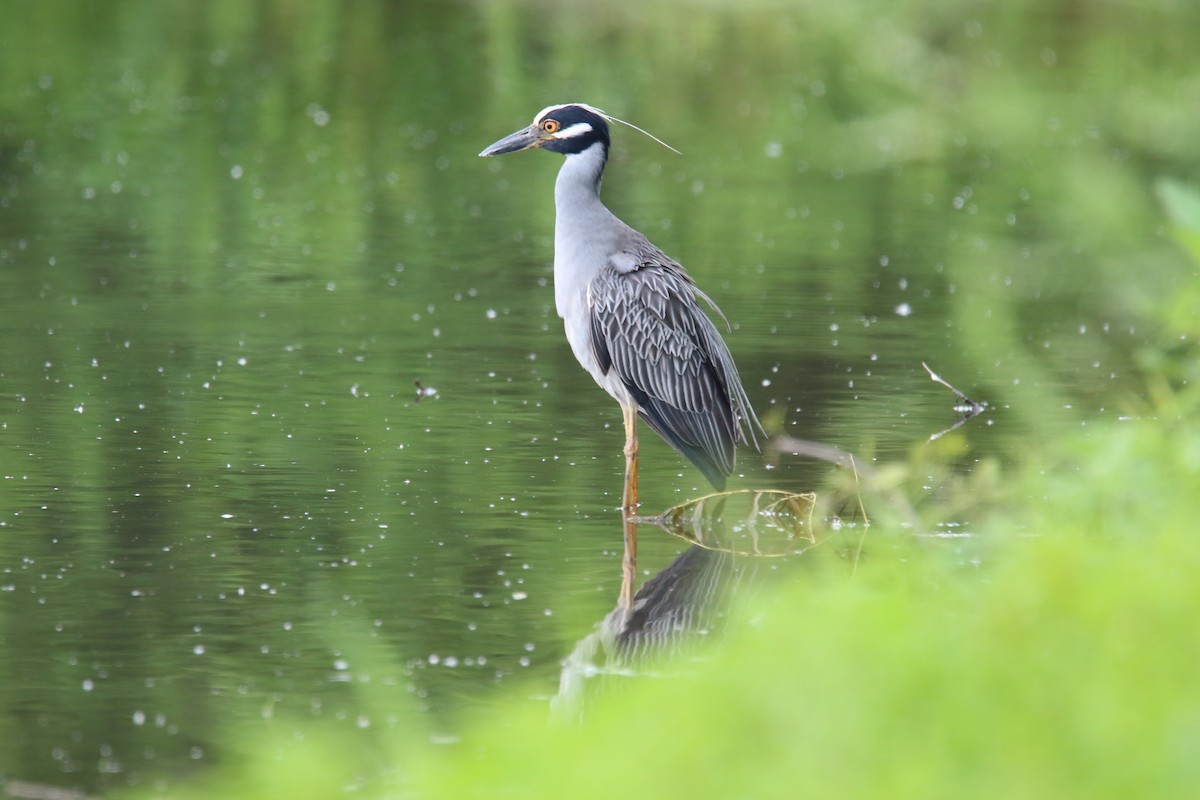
[553,122,593,139]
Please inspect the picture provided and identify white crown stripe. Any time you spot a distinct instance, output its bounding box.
[552,122,594,139]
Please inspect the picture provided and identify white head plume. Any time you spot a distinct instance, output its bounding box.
[536,103,682,155]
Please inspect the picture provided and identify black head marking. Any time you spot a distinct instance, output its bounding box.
[533,104,611,155]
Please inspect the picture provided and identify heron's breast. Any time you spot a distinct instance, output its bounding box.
[559,285,633,407]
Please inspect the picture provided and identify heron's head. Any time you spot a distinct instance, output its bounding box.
[479,103,611,158]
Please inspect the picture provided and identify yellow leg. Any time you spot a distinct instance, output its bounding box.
[619,404,639,612]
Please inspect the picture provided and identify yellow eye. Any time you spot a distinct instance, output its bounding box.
[542,119,560,134]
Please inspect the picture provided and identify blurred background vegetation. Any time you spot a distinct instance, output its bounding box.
[1,0,1197,796]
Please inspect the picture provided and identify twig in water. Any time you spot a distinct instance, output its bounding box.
[922,362,987,440]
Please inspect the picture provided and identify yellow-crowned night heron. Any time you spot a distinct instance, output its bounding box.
[480,103,761,604]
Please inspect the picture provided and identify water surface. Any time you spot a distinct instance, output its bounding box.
[1,0,1195,793]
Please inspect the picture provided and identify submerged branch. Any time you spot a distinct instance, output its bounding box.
[922,362,988,441]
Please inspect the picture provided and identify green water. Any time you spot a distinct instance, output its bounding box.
[1,0,1196,793]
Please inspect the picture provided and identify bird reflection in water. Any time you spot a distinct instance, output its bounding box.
[552,544,752,722]
[552,488,836,720]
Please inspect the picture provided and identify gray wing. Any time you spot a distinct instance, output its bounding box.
[588,258,758,489]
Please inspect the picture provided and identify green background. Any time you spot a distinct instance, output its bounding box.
[1,0,1197,796]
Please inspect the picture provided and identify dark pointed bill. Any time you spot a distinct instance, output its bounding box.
[479,125,542,157]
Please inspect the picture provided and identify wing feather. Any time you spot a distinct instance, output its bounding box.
[587,254,760,488]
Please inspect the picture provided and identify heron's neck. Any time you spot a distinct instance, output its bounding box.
[552,141,615,320]
[554,141,608,217]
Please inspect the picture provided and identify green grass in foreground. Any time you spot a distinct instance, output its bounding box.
[124,392,1200,799]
